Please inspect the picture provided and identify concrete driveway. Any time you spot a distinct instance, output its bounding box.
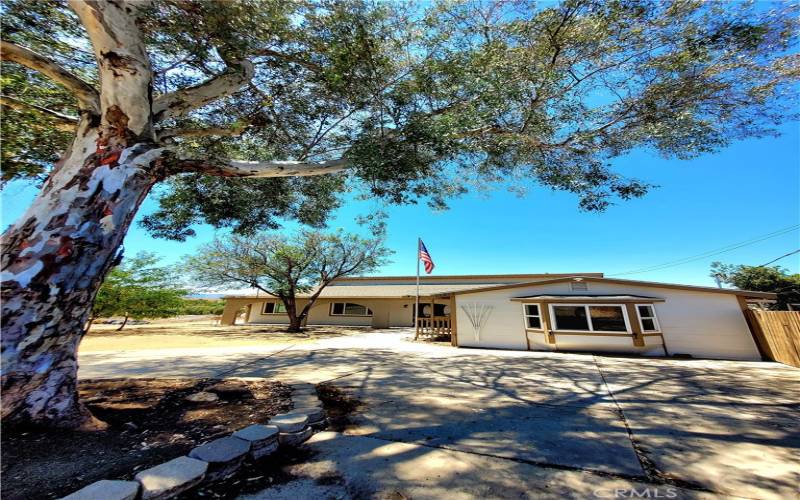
[79,329,800,499]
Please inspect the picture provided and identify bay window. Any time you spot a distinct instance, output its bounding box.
[523,304,542,329]
[636,304,660,332]
[549,304,630,333]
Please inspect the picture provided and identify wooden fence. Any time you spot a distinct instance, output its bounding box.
[745,310,800,368]
[415,316,452,339]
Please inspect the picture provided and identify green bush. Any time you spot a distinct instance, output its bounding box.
[178,298,226,316]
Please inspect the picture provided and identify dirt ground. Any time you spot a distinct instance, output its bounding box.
[1,378,291,500]
[82,317,370,352]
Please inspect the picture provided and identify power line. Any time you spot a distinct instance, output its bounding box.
[759,249,800,267]
[608,224,800,277]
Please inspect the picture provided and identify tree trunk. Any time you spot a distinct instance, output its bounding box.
[0,0,164,429]
[1,126,165,428]
[283,299,303,332]
[116,315,130,331]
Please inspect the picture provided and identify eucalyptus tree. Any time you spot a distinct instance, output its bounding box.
[1,0,798,428]
[186,231,390,332]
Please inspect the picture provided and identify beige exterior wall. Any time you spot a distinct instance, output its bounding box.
[455,281,761,361]
[247,297,415,327]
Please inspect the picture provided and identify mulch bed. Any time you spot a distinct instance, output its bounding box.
[1,378,292,500]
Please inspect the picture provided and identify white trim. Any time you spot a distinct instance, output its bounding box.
[522,303,543,330]
[635,303,661,333]
[548,303,632,333]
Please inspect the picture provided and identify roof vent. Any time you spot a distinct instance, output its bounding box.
[570,281,589,291]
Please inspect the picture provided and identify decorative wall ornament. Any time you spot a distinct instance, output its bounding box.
[461,303,493,341]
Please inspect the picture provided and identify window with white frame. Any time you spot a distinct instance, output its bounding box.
[549,304,630,333]
[636,304,660,332]
[262,301,287,314]
[523,304,543,329]
[330,302,373,316]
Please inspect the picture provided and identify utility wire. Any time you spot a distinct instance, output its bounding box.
[609,224,800,277]
[759,249,800,267]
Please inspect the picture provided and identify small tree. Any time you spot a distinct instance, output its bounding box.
[711,261,800,310]
[186,231,390,331]
[92,252,186,330]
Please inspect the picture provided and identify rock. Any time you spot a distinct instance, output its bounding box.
[185,392,219,404]
[123,422,138,431]
[82,396,108,404]
[290,385,317,395]
[135,456,207,500]
[89,401,150,412]
[61,480,139,500]
[207,381,252,399]
[233,424,280,460]
[279,426,313,446]
[291,395,322,408]
[269,413,309,433]
[289,406,325,421]
[188,436,250,481]
[289,383,316,391]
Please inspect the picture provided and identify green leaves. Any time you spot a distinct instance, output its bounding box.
[183,229,392,297]
[711,261,800,310]
[92,252,186,320]
[2,0,798,220]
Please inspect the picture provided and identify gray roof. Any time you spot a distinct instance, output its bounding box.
[223,273,604,300]
[227,282,512,299]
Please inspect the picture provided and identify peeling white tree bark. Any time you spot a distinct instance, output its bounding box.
[2,0,164,429]
[152,61,255,122]
[180,158,349,178]
[0,0,350,429]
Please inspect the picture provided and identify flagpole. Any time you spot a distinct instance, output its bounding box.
[415,237,420,340]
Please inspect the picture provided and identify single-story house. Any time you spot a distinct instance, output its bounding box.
[220,273,776,361]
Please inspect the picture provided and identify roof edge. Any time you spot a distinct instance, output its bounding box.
[334,272,604,282]
[446,276,778,299]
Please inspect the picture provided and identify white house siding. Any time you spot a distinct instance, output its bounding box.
[455,281,760,361]
[247,298,414,328]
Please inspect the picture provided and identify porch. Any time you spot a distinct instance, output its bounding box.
[414,294,455,343]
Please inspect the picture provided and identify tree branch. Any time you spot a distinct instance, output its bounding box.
[156,123,250,141]
[255,48,323,72]
[152,61,255,122]
[0,95,79,130]
[0,41,99,114]
[178,158,349,178]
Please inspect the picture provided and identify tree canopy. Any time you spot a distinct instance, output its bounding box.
[184,230,391,330]
[711,261,800,309]
[93,252,186,329]
[4,0,797,236]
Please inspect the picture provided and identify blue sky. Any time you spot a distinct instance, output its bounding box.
[3,121,798,288]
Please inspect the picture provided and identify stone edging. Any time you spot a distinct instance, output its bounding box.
[60,382,325,500]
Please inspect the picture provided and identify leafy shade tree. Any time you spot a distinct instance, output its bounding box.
[185,231,390,332]
[711,262,800,310]
[1,1,798,428]
[91,252,186,330]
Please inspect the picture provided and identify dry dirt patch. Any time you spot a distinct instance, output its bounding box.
[1,378,291,500]
[82,318,371,352]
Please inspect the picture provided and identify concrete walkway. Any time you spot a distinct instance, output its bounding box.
[79,329,800,499]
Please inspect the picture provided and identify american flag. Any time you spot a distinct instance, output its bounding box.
[418,239,435,274]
